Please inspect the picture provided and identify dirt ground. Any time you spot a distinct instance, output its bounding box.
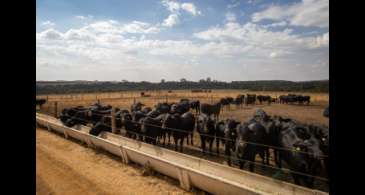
[36,127,193,195]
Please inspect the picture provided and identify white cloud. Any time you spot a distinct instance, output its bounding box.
[225,12,236,22]
[162,14,179,27]
[38,28,63,40]
[160,0,201,28]
[37,16,328,81]
[181,3,201,16]
[264,21,287,28]
[75,15,93,20]
[41,20,55,27]
[194,21,329,56]
[252,0,328,28]
[161,0,180,13]
[310,32,329,48]
[86,20,160,34]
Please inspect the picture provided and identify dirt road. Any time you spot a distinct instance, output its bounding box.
[36,127,192,195]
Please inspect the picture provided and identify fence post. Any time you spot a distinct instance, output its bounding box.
[54,102,58,118]
[211,95,213,104]
[97,99,100,104]
[166,95,168,103]
[111,107,117,134]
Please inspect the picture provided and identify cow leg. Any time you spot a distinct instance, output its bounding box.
[266,148,270,165]
[259,149,266,171]
[180,137,184,152]
[190,132,194,145]
[225,145,231,166]
[292,173,301,185]
[276,151,282,168]
[162,133,166,146]
[174,137,178,151]
[216,138,220,154]
[201,135,206,155]
[209,139,213,155]
[249,157,255,172]
[239,161,245,169]
[168,132,171,146]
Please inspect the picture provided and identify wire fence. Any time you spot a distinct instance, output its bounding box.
[55,109,329,158]
[37,109,329,183]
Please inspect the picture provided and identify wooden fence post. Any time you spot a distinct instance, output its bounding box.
[54,102,58,118]
[111,107,117,134]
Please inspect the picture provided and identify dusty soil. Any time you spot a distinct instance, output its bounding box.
[36,127,193,195]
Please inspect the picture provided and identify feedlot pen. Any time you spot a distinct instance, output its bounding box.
[36,112,328,195]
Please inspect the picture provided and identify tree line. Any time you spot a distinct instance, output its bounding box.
[36,80,329,95]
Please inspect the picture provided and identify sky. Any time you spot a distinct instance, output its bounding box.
[36,0,329,82]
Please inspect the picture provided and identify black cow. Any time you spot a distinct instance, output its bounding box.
[171,101,190,114]
[196,114,216,155]
[36,99,47,109]
[298,95,311,104]
[130,111,147,140]
[89,113,123,136]
[215,120,226,154]
[64,109,91,127]
[277,122,325,187]
[233,95,244,109]
[131,102,145,112]
[142,107,152,114]
[279,94,311,105]
[200,103,221,121]
[308,123,329,177]
[161,112,195,152]
[257,95,272,104]
[121,112,137,139]
[190,100,200,114]
[155,102,171,114]
[140,114,164,145]
[220,98,231,110]
[236,120,269,171]
[223,119,240,166]
[89,109,114,125]
[89,122,111,136]
[271,98,278,103]
[59,106,88,124]
[246,94,256,105]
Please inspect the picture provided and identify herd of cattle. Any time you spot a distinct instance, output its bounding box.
[57,95,328,188]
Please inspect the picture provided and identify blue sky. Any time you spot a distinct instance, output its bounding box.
[36,0,329,81]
